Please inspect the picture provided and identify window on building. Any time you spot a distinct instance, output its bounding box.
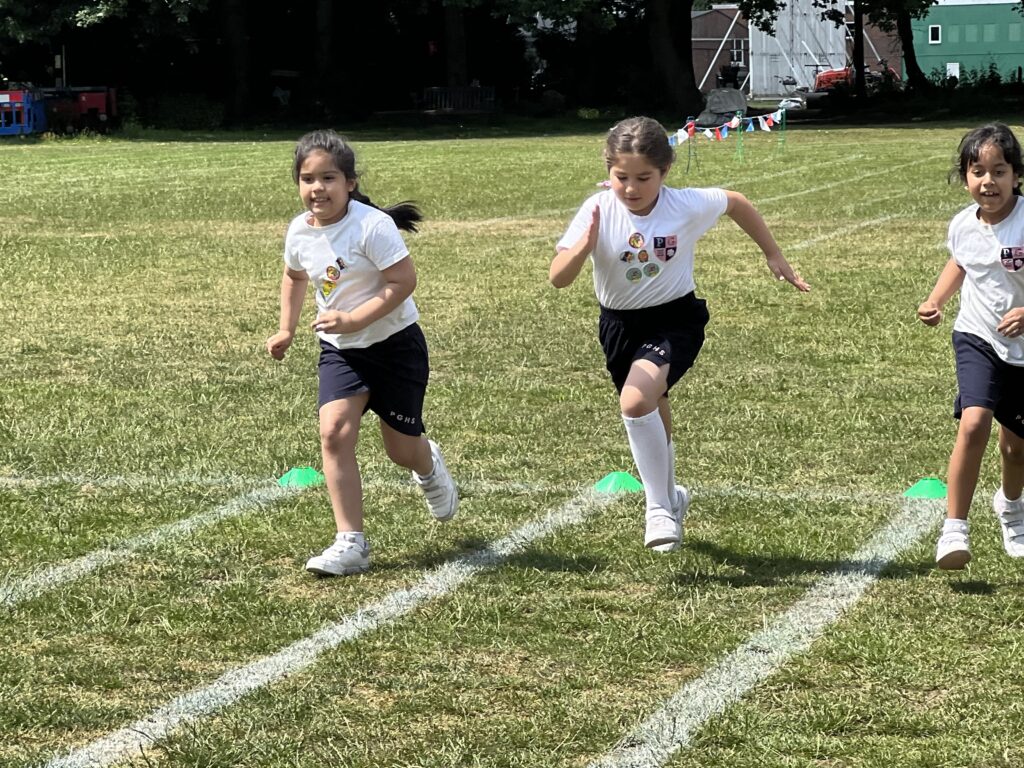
[983,24,996,43]
[948,26,960,44]
[946,62,960,80]
[1011,24,1022,43]
[929,25,941,44]
[965,25,978,43]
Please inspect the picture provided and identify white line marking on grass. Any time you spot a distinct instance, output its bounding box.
[589,496,943,768]
[758,155,941,206]
[0,485,301,610]
[0,473,266,490]
[42,490,619,768]
[0,472,899,611]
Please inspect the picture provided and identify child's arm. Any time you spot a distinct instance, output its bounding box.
[267,267,309,360]
[725,190,810,292]
[312,257,417,335]
[550,206,599,288]
[917,258,965,326]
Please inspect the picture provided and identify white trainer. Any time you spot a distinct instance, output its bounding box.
[935,521,971,570]
[305,533,370,576]
[651,485,690,553]
[413,439,458,521]
[645,509,681,550]
[993,488,1024,558]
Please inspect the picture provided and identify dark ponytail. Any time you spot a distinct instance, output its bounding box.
[349,188,423,232]
[293,129,424,231]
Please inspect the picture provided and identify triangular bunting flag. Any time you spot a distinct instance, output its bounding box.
[721,125,729,139]
[714,127,722,140]
[759,116,770,132]
[746,120,754,132]
[703,128,714,140]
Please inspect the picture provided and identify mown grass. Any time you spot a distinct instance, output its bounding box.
[2,120,1024,767]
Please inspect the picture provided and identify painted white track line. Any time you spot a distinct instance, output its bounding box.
[42,490,618,768]
[1,473,899,611]
[589,497,943,768]
[0,485,301,609]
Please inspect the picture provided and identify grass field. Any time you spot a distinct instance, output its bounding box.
[3,118,1024,768]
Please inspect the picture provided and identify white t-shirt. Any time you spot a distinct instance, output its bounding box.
[557,186,728,310]
[283,200,419,349]
[949,196,1024,365]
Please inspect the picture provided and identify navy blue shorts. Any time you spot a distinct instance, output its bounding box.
[317,323,429,436]
[953,331,1024,438]
[598,293,710,394]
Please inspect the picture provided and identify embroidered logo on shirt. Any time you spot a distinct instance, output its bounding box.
[1002,246,1024,272]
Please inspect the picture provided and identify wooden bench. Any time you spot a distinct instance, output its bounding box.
[421,86,497,114]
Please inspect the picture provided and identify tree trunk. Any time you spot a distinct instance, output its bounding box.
[852,0,867,97]
[896,9,930,92]
[314,0,333,117]
[444,5,468,88]
[220,0,249,125]
[646,0,702,117]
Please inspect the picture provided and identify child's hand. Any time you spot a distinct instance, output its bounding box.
[575,205,600,256]
[266,330,294,360]
[766,253,810,292]
[312,310,359,335]
[917,301,943,326]
[997,307,1024,337]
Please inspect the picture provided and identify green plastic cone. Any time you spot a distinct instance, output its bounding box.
[903,477,947,499]
[277,466,325,488]
[593,471,643,493]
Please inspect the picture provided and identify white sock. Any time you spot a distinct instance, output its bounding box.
[622,409,672,514]
[337,531,366,544]
[667,439,677,506]
[942,519,968,533]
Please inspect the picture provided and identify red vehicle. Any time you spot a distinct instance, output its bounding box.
[41,86,118,132]
[814,64,902,93]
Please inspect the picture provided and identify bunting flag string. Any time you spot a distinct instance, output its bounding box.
[669,109,786,144]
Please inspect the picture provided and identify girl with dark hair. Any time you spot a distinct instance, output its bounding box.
[919,122,1024,569]
[267,129,457,576]
[551,116,809,553]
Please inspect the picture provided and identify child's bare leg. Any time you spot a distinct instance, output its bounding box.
[946,407,994,519]
[381,422,458,522]
[319,394,369,532]
[999,425,1024,501]
[380,425,432,475]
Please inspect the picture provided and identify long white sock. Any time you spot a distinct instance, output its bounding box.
[667,439,678,505]
[623,409,672,514]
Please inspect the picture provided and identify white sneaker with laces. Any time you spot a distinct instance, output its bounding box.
[993,488,1024,558]
[651,485,690,553]
[305,532,370,576]
[935,520,971,570]
[413,440,458,521]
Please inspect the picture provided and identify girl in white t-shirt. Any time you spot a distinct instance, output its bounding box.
[918,123,1024,570]
[551,116,809,552]
[266,130,458,577]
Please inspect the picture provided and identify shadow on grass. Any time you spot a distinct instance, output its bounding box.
[674,538,932,588]
[373,537,606,575]
[948,580,996,595]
